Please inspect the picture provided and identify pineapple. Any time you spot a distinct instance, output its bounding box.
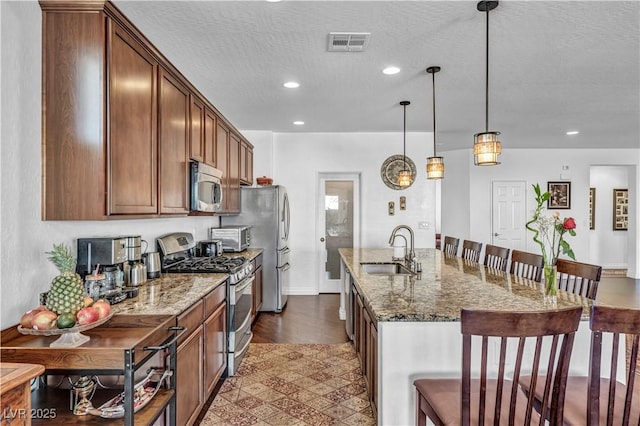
[45,243,84,315]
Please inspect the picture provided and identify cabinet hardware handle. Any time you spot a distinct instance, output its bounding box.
[143,326,186,351]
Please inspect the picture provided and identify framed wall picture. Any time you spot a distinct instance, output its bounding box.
[589,187,596,230]
[613,188,628,231]
[547,181,571,209]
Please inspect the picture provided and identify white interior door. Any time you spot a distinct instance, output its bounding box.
[317,173,360,293]
[492,181,527,250]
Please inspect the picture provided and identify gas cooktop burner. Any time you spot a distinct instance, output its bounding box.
[163,255,252,284]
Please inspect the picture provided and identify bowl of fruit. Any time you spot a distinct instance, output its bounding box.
[17,244,113,347]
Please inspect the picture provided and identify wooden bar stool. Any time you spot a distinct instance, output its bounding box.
[556,258,602,299]
[520,305,640,425]
[461,240,483,263]
[443,236,460,256]
[414,307,582,426]
[510,250,544,282]
[484,244,510,272]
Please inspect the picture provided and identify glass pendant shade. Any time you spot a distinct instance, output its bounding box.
[473,131,502,165]
[426,156,444,179]
[397,169,412,187]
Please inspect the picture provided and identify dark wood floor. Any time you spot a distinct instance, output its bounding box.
[252,294,349,344]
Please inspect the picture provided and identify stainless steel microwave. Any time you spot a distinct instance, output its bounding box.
[190,161,223,212]
[210,226,251,252]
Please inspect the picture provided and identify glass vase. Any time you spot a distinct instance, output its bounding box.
[543,263,558,306]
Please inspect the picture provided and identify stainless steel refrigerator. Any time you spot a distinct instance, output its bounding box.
[223,185,290,312]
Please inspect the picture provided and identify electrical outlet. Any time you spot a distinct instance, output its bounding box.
[418,221,429,229]
[388,201,395,216]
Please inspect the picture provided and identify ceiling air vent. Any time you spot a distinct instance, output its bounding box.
[327,32,371,52]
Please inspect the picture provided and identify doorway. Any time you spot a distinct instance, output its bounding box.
[317,173,360,293]
[491,180,527,250]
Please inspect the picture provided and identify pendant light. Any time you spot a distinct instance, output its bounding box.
[426,66,444,179]
[397,101,412,187]
[474,0,502,166]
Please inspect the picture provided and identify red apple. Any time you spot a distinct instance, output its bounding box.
[76,307,100,325]
[92,300,111,319]
[32,310,58,331]
[19,306,46,328]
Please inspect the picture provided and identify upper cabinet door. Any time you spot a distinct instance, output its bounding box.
[190,95,205,162]
[204,108,217,167]
[228,133,241,213]
[108,22,158,215]
[159,69,190,215]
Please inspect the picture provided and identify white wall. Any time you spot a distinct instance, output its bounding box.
[590,166,631,270]
[272,132,437,294]
[442,147,639,277]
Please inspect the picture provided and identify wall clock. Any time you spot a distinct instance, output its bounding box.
[380,155,416,190]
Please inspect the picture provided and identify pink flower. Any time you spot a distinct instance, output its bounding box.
[552,211,560,218]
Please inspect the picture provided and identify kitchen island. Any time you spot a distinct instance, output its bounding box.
[339,248,600,426]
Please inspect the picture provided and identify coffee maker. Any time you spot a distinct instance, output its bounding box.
[124,236,147,286]
[76,237,129,303]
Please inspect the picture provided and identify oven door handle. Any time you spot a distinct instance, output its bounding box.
[234,275,255,296]
[234,332,253,360]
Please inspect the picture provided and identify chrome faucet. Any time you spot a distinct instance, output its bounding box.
[388,225,417,271]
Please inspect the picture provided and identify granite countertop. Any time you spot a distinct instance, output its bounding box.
[114,248,263,315]
[340,248,592,322]
[113,273,228,315]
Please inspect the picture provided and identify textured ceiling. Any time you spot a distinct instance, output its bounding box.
[113,1,639,151]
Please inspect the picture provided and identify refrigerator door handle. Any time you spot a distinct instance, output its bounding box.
[283,192,290,242]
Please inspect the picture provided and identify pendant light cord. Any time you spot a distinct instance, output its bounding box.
[432,71,437,155]
[485,7,490,132]
[403,103,407,170]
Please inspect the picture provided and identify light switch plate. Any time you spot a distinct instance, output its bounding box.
[418,221,429,229]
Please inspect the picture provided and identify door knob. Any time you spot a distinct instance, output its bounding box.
[494,233,500,236]
[320,237,325,242]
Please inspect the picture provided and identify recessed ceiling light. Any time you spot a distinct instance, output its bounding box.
[283,81,300,89]
[566,131,580,135]
[293,121,304,126]
[382,66,400,75]
[266,0,282,3]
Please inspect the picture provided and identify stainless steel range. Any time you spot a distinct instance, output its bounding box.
[157,232,254,375]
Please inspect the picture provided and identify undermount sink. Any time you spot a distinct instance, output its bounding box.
[360,262,414,275]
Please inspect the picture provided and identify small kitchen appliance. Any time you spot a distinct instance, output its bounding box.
[190,161,223,212]
[196,240,223,257]
[209,226,251,253]
[76,237,128,277]
[76,237,129,304]
[143,252,161,279]
[157,232,254,375]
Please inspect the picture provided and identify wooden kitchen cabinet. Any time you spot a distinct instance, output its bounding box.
[351,283,378,417]
[228,133,241,213]
[203,108,217,167]
[203,293,227,396]
[190,95,205,162]
[215,122,241,214]
[176,324,204,426]
[159,69,190,215]
[240,139,254,186]
[39,1,253,220]
[175,282,227,425]
[109,21,159,216]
